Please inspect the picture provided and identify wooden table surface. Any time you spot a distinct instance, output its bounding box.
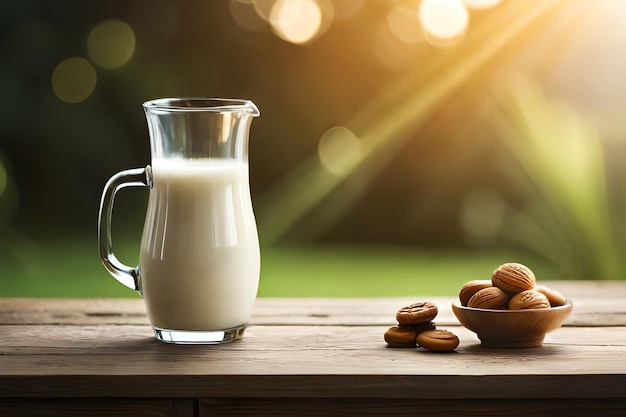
[1,281,625,416]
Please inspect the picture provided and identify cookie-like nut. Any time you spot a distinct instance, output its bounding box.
[535,285,567,307]
[459,280,493,306]
[508,290,551,310]
[492,263,536,294]
[384,326,417,347]
[396,302,438,325]
[416,329,459,352]
[467,287,509,309]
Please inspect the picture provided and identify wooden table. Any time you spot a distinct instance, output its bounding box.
[1,281,625,416]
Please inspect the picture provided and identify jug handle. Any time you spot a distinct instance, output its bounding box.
[98,166,152,292]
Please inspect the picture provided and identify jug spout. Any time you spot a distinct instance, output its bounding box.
[142,98,259,162]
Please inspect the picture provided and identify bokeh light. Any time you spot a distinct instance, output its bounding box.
[230,0,267,31]
[419,0,469,45]
[269,0,330,45]
[87,19,136,69]
[253,0,276,21]
[51,57,97,103]
[387,1,424,44]
[462,0,502,10]
[318,126,362,176]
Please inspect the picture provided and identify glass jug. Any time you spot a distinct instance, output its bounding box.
[98,98,260,344]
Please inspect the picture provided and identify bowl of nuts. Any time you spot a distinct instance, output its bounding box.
[452,263,573,348]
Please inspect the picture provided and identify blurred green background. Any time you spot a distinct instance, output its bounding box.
[2,0,626,298]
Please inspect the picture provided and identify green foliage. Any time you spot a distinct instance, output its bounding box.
[492,75,623,280]
[0,236,553,298]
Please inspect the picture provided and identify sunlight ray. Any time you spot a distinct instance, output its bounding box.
[256,0,568,244]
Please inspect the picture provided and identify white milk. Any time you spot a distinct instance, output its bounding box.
[139,159,260,331]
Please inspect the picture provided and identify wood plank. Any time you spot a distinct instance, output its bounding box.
[1,280,626,326]
[0,398,195,417]
[0,324,625,398]
[1,323,625,355]
[198,398,626,417]
[1,373,625,401]
[0,298,149,326]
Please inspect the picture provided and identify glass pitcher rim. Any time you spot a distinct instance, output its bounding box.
[143,97,259,116]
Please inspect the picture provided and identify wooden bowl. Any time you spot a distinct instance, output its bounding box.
[451,301,573,348]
